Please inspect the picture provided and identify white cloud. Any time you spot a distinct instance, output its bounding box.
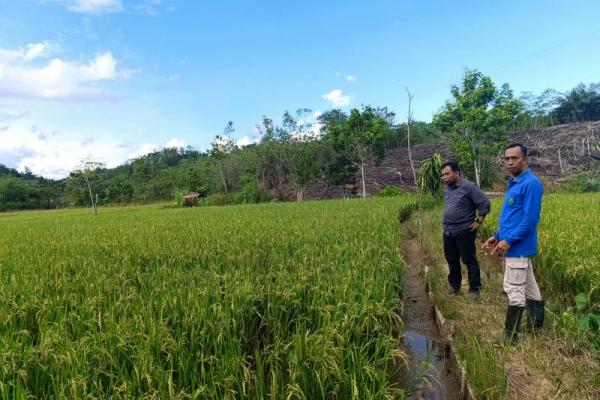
[235,135,252,147]
[128,142,158,159]
[322,89,351,107]
[346,75,356,82]
[135,0,162,16]
[310,110,324,138]
[0,41,56,63]
[165,137,185,148]
[0,122,136,178]
[290,110,324,140]
[0,44,135,100]
[0,116,192,178]
[51,0,124,15]
[0,110,29,123]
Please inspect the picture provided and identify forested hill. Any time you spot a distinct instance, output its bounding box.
[2,75,600,211]
[2,120,598,211]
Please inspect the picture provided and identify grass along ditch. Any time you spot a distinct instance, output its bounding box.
[410,195,600,400]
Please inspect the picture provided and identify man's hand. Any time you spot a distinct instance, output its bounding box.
[469,221,481,231]
[490,240,511,257]
[481,236,498,250]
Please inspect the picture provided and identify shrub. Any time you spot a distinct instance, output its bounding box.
[205,193,236,206]
[376,186,405,197]
[418,152,443,197]
[173,187,188,207]
[233,181,270,204]
[565,174,600,193]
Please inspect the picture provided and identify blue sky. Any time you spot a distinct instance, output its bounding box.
[1,0,599,178]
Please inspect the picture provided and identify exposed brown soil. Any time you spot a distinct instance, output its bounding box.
[303,121,600,200]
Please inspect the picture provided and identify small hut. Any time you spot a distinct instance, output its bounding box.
[182,192,206,206]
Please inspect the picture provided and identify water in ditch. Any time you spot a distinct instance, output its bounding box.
[401,238,462,400]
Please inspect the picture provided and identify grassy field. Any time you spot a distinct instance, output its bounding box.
[0,198,413,399]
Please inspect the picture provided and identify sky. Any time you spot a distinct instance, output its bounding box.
[1,0,600,178]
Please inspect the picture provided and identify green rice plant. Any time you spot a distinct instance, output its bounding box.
[0,197,415,399]
[454,332,506,400]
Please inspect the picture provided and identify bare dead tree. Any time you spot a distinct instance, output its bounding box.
[78,159,104,215]
[405,87,417,186]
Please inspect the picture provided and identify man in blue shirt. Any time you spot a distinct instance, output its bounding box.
[482,143,545,344]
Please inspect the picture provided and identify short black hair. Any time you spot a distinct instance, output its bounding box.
[441,161,460,173]
[504,143,528,157]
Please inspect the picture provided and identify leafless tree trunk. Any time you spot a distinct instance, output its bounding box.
[84,174,97,215]
[296,186,304,202]
[360,158,367,198]
[405,87,417,186]
[473,159,481,188]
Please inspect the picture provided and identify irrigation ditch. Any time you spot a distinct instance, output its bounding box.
[399,215,476,400]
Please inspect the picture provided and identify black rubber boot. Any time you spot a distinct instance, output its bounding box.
[526,299,545,333]
[504,305,525,345]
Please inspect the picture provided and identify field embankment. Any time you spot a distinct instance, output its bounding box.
[412,192,600,399]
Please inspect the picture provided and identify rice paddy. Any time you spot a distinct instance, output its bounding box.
[0,198,414,399]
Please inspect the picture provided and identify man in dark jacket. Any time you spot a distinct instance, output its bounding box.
[441,161,491,297]
[482,143,544,344]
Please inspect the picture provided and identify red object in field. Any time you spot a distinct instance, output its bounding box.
[182,193,206,205]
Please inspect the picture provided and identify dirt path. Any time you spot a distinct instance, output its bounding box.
[401,236,463,400]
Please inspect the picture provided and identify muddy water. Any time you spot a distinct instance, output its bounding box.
[402,238,462,400]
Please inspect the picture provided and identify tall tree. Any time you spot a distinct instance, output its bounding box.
[552,83,600,124]
[73,159,105,214]
[280,109,320,201]
[210,121,237,193]
[433,69,522,187]
[323,106,390,197]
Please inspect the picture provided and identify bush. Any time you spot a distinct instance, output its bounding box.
[565,175,600,193]
[205,193,236,206]
[417,193,443,210]
[418,152,443,197]
[173,187,187,207]
[233,181,270,204]
[376,186,405,197]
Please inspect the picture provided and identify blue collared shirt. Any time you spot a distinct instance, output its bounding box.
[493,169,543,257]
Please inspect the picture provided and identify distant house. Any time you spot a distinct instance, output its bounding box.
[182,193,206,206]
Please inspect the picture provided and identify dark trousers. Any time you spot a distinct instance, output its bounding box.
[443,229,481,291]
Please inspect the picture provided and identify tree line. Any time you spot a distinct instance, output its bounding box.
[2,71,600,211]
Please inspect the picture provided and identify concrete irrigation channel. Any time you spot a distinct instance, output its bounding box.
[400,236,475,400]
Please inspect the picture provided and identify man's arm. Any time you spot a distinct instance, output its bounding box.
[469,184,491,231]
[503,180,543,246]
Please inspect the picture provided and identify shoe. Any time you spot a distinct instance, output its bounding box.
[468,290,480,299]
[526,299,545,333]
[447,287,460,296]
[504,305,525,345]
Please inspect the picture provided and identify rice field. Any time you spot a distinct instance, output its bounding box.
[484,192,600,303]
[0,198,413,399]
